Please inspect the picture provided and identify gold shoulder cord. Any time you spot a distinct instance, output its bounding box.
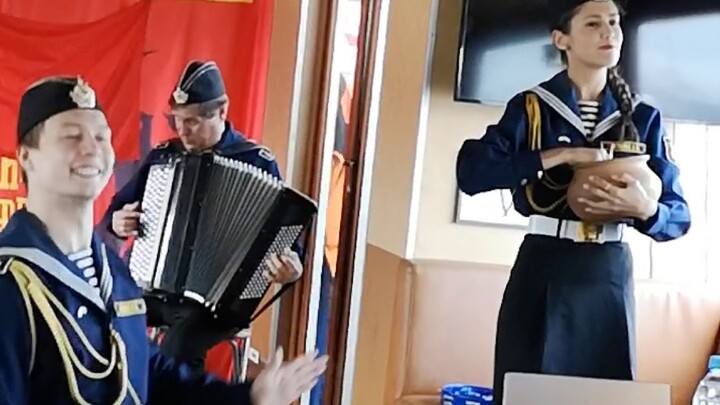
[2,260,37,376]
[524,93,568,212]
[5,259,142,405]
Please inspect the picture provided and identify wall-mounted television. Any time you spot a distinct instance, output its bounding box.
[454,0,720,124]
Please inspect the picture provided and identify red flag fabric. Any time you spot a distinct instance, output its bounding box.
[0,0,150,159]
[0,0,274,144]
[0,0,274,228]
[0,1,149,227]
[0,0,134,24]
[141,0,273,144]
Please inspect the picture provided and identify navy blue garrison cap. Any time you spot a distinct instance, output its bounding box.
[547,0,617,30]
[171,60,226,106]
[17,76,102,141]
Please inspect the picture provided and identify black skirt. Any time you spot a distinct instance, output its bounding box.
[492,234,636,404]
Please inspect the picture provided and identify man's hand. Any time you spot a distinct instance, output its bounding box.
[250,347,328,405]
[112,201,141,237]
[264,248,303,285]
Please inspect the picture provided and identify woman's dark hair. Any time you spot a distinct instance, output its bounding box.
[553,0,639,143]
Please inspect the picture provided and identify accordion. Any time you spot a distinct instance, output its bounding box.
[127,151,317,319]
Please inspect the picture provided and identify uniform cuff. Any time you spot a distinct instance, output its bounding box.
[513,150,543,187]
[635,202,667,235]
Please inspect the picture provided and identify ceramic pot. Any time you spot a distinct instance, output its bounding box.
[567,155,662,224]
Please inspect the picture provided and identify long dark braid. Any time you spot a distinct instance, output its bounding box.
[606,66,640,142]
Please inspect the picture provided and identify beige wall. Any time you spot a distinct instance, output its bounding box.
[255,0,326,363]
[250,0,537,401]
[260,0,531,393]
[253,0,307,361]
[365,0,434,259]
[353,2,521,400]
[367,0,524,266]
[262,0,528,375]
[261,0,302,176]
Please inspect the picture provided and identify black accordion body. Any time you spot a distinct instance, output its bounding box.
[127,151,317,320]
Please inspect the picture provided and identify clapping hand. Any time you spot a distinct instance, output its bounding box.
[250,347,328,405]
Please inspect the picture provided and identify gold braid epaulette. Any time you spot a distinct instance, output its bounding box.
[523,93,568,213]
[3,259,141,405]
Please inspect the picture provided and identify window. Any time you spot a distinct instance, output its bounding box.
[626,123,720,284]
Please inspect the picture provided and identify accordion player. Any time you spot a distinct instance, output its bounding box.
[127,150,317,322]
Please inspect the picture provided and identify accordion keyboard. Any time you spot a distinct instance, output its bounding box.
[239,224,304,299]
[128,161,177,289]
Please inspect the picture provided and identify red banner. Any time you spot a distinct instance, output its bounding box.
[0,0,274,228]
[0,1,149,227]
[0,0,149,158]
[142,0,273,145]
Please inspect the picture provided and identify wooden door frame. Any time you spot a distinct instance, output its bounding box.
[324,0,385,402]
[273,0,385,403]
[274,0,340,360]
[274,0,389,404]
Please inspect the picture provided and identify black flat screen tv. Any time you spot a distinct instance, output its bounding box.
[454,0,720,124]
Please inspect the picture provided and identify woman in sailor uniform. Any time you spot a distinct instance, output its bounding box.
[455,0,691,402]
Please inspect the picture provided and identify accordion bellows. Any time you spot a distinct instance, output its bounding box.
[128,152,317,317]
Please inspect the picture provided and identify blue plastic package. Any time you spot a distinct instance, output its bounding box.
[441,384,493,405]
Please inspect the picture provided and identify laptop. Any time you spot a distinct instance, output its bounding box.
[503,372,671,405]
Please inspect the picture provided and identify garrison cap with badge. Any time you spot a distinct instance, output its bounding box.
[166,60,275,161]
[171,60,226,106]
[17,76,101,142]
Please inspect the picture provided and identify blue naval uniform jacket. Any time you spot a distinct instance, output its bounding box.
[456,70,691,242]
[0,210,254,404]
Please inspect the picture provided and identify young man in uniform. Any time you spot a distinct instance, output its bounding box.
[102,60,305,373]
[0,75,326,404]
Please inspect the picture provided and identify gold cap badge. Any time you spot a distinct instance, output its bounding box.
[173,87,189,104]
[69,77,96,108]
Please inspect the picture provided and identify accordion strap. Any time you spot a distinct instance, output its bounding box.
[216,139,266,157]
[161,138,265,157]
[250,283,294,322]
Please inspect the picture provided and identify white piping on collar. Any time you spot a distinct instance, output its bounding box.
[530,85,642,141]
[0,246,108,312]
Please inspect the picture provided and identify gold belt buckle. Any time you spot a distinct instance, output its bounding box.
[578,223,603,243]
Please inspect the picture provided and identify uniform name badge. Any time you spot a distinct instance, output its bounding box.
[114,298,147,317]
